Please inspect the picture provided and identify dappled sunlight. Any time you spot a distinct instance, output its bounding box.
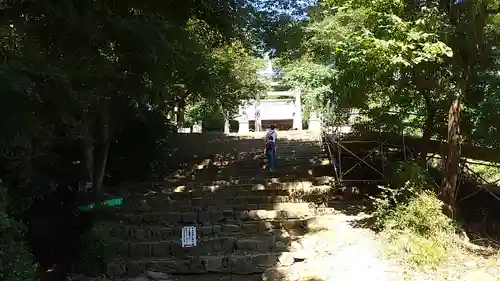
[110,130,405,279]
[112,131,368,278]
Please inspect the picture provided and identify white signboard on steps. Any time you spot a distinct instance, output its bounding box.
[181,226,197,248]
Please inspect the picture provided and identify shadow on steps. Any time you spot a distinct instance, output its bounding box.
[105,132,368,278]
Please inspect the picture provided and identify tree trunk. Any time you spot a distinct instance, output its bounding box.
[81,137,94,192]
[93,108,110,196]
[78,122,95,205]
[224,119,230,134]
[80,113,94,195]
[439,64,471,216]
[255,92,261,132]
[419,96,437,165]
[177,100,185,129]
[440,96,461,216]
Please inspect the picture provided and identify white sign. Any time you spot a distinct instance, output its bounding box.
[181,226,197,248]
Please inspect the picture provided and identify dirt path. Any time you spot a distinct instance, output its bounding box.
[261,213,403,281]
[174,274,261,281]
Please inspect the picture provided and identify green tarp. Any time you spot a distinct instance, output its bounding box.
[78,197,123,212]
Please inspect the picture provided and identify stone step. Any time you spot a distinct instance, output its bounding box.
[227,144,321,148]
[107,252,284,277]
[120,203,318,226]
[187,162,330,174]
[196,152,326,161]
[180,152,325,162]
[189,173,332,185]
[114,235,280,260]
[240,155,329,163]
[203,163,332,174]
[178,174,331,185]
[164,173,333,186]
[121,185,337,213]
[123,194,299,213]
[122,199,303,214]
[112,219,309,242]
[151,188,293,198]
[124,176,333,193]
[193,147,323,153]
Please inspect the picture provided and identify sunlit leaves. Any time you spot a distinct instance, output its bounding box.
[280,60,336,119]
[184,35,266,124]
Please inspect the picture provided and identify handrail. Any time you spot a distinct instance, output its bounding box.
[321,126,340,182]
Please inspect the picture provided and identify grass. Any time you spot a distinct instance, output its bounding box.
[374,183,500,280]
[383,230,450,270]
[376,191,455,269]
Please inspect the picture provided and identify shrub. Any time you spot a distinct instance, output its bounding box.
[73,202,123,278]
[0,212,39,281]
[380,192,456,268]
[382,191,455,237]
[372,161,457,268]
[73,221,117,277]
[372,161,433,230]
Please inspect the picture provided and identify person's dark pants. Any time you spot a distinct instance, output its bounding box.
[267,150,275,170]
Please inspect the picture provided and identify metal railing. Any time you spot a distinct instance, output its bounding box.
[320,117,387,184]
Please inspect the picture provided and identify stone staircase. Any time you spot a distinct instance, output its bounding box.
[106,131,338,278]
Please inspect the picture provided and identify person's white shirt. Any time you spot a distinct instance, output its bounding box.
[265,128,277,143]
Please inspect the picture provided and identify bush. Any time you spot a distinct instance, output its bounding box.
[373,161,454,237]
[382,191,455,237]
[0,212,39,281]
[372,161,457,268]
[73,221,117,277]
[379,191,456,268]
[372,161,433,230]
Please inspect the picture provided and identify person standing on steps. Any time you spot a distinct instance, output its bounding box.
[265,135,276,171]
[264,124,277,170]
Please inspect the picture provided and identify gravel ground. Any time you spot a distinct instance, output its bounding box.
[263,214,404,281]
[173,274,262,281]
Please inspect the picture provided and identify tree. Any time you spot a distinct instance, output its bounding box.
[0,0,261,200]
[250,0,318,58]
[278,59,337,122]
[280,0,500,214]
[180,18,266,129]
[438,0,500,215]
[1,0,272,276]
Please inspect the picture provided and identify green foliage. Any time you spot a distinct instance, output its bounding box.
[274,0,500,216]
[277,0,500,153]
[106,107,177,182]
[302,0,456,124]
[279,59,337,121]
[465,160,500,182]
[385,229,449,268]
[382,191,455,237]
[185,40,266,124]
[0,0,264,195]
[0,212,39,281]
[250,0,317,57]
[0,0,281,277]
[74,222,116,277]
[372,161,434,229]
[373,163,456,268]
[380,191,455,268]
